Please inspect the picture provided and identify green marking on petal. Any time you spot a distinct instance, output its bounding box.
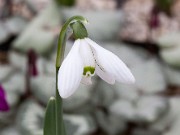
[83,66,95,76]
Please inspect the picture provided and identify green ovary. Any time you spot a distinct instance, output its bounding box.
[83,66,95,76]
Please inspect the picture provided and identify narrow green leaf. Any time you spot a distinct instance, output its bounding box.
[44,97,56,135]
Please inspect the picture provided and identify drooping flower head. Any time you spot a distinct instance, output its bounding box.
[58,21,135,98]
[0,85,9,111]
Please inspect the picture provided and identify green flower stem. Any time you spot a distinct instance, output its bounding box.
[44,15,88,135]
[55,16,88,135]
[56,15,88,68]
[55,69,66,135]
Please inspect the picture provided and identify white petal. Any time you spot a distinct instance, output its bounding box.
[85,38,135,84]
[58,40,83,98]
[83,41,115,84]
[81,76,92,85]
[79,39,95,67]
[95,65,115,84]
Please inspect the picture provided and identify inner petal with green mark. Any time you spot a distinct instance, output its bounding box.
[83,66,95,77]
[81,66,95,85]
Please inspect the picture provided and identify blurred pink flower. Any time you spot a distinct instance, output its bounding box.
[0,85,9,111]
[28,50,38,77]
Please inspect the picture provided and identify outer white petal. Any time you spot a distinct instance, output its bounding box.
[85,38,135,84]
[82,41,115,84]
[58,40,83,98]
[79,39,95,67]
[95,65,115,84]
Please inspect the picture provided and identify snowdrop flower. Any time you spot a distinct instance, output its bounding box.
[0,85,9,111]
[58,38,135,98]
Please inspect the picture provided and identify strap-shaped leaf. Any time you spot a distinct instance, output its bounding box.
[44,97,56,135]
